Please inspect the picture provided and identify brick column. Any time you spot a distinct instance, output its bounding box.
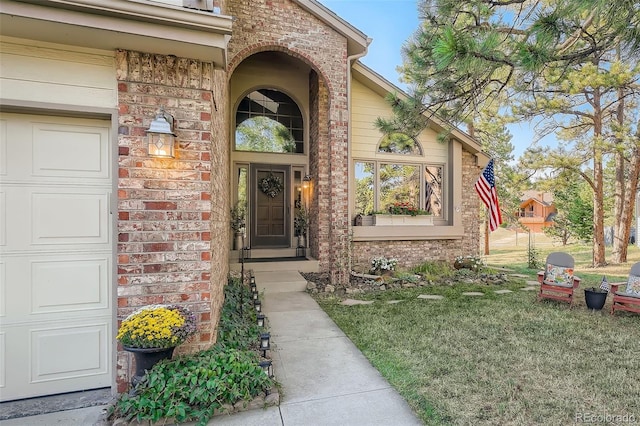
[115,50,225,391]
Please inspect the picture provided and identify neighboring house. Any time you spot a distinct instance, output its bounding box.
[518,191,556,233]
[0,0,487,399]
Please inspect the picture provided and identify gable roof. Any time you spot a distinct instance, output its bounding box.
[293,0,371,56]
[520,191,554,206]
[351,61,488,165]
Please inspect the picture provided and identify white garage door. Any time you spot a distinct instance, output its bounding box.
[0,113,113,401]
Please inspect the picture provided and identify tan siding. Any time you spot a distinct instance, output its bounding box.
[351,79,447,162]
[0,37,116,108]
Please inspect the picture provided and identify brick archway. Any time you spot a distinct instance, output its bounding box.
[228,45,350,283]
[227,44,333,97]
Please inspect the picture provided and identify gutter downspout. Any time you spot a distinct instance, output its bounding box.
[344,40,370,271]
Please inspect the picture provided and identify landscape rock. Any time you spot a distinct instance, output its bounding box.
[265,391,279,406]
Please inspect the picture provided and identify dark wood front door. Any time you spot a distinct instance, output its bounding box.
[251,164,290,247]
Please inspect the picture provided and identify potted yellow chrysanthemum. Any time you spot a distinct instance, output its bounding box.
[117,304,196,385]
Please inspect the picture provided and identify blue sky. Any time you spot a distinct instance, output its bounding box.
[318,0,542,160]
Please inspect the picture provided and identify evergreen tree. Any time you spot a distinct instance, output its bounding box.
[381,0,640,265]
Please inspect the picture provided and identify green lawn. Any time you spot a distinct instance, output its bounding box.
[315,246,640,425]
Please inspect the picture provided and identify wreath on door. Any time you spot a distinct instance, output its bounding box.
[259,173,284,198]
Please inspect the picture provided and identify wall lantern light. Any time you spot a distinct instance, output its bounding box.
[302,174,312,189]
[257,313,266,327]
[147,107,176,158]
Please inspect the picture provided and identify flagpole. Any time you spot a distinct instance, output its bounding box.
[484,213,490,255]
[475,158,501,255]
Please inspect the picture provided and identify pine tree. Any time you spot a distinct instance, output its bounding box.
[380,0,640,265]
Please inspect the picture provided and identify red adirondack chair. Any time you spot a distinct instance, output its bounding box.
[610,262,640,315]
[537,252,581,306]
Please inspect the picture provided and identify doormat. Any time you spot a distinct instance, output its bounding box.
[244,257,307,263]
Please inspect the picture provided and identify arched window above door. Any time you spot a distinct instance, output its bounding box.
[235,89,304,154]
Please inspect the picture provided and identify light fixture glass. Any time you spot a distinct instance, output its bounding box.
[257,313,265,327]
[260,332,271,349]
[147,108,176,158]
[259,359,273,378]
[302,174,312,189]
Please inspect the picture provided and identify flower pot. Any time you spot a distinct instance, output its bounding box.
[124,346,175,386]
[297,234,306,248]
[373,214,433,226]
[584,288,608,311]
[234,233,244,251]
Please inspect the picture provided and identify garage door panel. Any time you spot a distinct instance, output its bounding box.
[33,123,109,178]
[32,258,109,314]
[31,323,109,382]
[2,253,111,321]
[0,260,5,318]
[0,191,6,247]
[0,332,5,389]
[1,321,111,401]
[32,191,108,245]
[3,187,110,250]
[0,119,6,176]
[0,114,111,183]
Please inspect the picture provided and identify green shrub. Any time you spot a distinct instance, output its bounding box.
[217,276,262,350]
[412,260,454,280]
[113,275,272,425]
[115,346,272,425]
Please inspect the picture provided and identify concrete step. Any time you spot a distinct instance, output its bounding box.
[253,270,308,293]
[230,259,319,273]
[229,248,302,258]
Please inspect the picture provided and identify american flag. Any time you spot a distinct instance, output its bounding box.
[475,159,503,232]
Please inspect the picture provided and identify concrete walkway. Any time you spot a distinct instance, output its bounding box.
[2,269,421,426]
[204,269,421,425]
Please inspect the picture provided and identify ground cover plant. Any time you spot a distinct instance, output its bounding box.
[112,277,273,425]
[314,248,639,425]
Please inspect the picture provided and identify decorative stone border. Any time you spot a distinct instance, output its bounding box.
[109,390,280,425]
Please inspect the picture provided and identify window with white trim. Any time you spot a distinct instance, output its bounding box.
[354,134,445,220]
[355,161,444,217]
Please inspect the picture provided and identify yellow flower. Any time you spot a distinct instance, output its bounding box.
[116,305,192,349]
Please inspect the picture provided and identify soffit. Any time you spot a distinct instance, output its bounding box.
[1,0,233,66]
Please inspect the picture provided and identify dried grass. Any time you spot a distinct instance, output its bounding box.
[316,239,640,425]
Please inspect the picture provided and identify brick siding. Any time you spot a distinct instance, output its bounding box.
[226,0,351,282]
[115,50,227,392]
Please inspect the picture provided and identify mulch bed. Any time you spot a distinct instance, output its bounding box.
[301,270,512,297]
